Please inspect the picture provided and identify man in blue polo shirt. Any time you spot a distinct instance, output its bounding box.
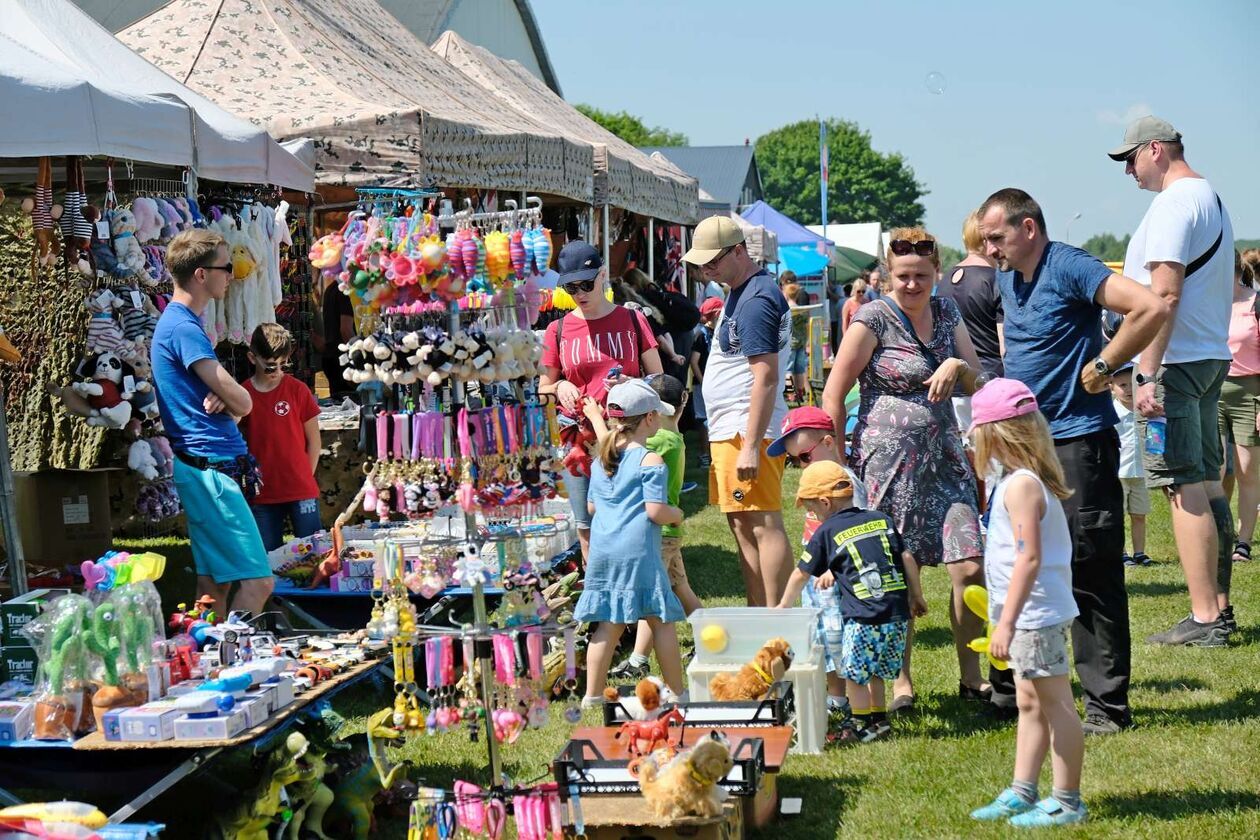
[979,188,1168,736]
[154,229,273,618]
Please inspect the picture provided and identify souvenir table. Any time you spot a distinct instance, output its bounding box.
[0,658,385,824]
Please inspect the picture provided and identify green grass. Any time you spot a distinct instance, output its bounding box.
[119,448,1260,836]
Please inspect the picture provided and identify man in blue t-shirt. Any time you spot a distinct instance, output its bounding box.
[154,229,273,618]
[684,216,793,607]
[979,188,1167,736]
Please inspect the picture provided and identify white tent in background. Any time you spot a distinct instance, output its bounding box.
[0,0,313,190]
[731,212,779,266]
[806,223,883,263]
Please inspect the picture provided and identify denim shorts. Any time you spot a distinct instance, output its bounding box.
[1008,620,1073,680]
[788,347,808,375]
[173,458,271,583]
[563,466,592,529]
[251,498,322,552]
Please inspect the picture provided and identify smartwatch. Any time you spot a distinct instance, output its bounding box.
[1092,357,1112,376]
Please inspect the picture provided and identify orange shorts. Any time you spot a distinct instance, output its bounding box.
[708,435,786,513]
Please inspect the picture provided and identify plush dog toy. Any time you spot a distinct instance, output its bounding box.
[603,677,679,721]
[111,209,147,276]
[638,732,733,821]
[708,638,793,702]
[72,351,134,429]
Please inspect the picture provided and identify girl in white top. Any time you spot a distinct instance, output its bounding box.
[967,378,1086,828]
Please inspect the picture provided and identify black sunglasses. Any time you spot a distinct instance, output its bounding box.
[562,278,597,296]
[262,361,293,373]
[889,239,937,257]
[1124,142,1151,165]
[200,263,233,274]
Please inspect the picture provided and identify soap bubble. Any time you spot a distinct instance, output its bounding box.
[925,71,946,95]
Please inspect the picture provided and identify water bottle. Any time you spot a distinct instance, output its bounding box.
[1146,417,1167,456]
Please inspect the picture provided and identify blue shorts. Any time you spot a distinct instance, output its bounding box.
[841,619,908,685]
[173,458,272,583]
[800,577,844,674]
[788,347,808,375]
[563,466,592,529]
[251,499,322,552]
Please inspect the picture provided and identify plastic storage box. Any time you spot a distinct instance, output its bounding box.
[688,644,827,755]
[687,607,818,665]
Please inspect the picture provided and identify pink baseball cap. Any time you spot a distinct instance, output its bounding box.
[768,406,834,456]
[967,378,1040,435]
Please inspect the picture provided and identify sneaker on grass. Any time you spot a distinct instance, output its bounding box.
[970,788,1035,821]
[1081,714,1128,736]
[1008,797,1087,827]
[607,656,650,682]
[1146,614,1229,647]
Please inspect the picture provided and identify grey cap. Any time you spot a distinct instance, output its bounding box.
[606,379,674,418]
[1108,115,1182,161]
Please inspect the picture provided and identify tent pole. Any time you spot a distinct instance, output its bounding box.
[0,381,27,596]
[680,227,689,300]
[588,207,595,242]
[601,205,610,276]
[647,218,654,283]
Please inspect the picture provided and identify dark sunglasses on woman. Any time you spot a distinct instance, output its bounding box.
[562,278,597,295]
[889,239,937,257]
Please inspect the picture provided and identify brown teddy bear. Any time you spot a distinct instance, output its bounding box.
[708,638,793,702]
[638,731,734,820]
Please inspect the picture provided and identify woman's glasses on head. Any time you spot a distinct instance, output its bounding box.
[889,239,937,257]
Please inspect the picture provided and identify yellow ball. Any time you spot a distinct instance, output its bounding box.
[699,624,728,653]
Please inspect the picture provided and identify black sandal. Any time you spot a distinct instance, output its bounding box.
[1234,541,1252,563]
[959,682,993,703]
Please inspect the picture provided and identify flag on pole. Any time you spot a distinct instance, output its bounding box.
[819,118,829,228]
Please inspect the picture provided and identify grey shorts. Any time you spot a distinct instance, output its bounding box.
[1008,620,1073,680]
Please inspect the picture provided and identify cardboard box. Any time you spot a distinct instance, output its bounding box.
[343,559,376,578]
[266,675,295,709]
[0,645,39,686]
[0,700,33,742]
[13,470,115,567]
[245,684,276,714]
[329,572,374,593]
[120,702,184,742]
[2,589,70,645]
[101,707,125,742]
[174,708,249,741]
[235,697,268,729]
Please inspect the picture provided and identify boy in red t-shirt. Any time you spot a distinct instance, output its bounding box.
[240,323,323,550]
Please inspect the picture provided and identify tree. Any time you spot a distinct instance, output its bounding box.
[575,105,687,147]
[937,244,965,270]
[755,118,926,227]
[1080,233,1131,262]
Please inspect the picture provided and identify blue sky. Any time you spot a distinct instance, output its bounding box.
[533,0,1259,247]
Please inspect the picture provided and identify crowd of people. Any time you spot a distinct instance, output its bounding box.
[543,115,1247,828]
[144,114,1246,829]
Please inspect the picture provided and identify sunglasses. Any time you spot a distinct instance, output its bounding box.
[796,437,825,464]
[261,361,293,373]
[562,278,597,296]
[200,263,233,274]
[1124,142,1151,165]
[889,239,937,257]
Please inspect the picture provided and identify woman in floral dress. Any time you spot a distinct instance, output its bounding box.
[822,227,989,710]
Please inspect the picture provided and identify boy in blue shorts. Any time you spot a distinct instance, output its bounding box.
[776,460,926,742]
[153,229,274,617]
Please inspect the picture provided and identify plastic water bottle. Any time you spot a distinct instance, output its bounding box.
[1146,417,1167,456]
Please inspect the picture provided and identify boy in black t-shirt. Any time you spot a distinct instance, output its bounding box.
[776,460,927,742]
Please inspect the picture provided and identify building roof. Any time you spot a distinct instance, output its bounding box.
[639,145,761,210]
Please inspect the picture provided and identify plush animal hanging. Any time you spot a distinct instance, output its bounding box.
[708,638,793,702]
[638,732,734,821]
[128,439,159,481]
[110,209,147,276]
[117,286,158,342]
[61,157,93,276]
[131,197,164,244]
[71,351,135,429]
[84,290,126,354]
[31,157,59,268]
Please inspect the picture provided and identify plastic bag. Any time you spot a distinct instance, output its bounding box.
[22,593,95,740]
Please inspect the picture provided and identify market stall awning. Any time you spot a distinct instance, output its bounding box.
[741,200,833,247]
[0,0,313,190]
[119,0,595,202]
[730,212,779,265]
[431,31,698,223]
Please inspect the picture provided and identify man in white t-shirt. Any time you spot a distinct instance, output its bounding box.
[1111,115,1235,647]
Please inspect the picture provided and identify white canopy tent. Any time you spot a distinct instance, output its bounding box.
[806,222,882,263]
[0,0,313,190]
[731,212,779,266]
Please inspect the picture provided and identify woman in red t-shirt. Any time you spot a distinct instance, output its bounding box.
[239,323,323,551]
[539,242,662,557]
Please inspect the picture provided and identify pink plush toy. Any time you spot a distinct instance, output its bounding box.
[131,197,163,244]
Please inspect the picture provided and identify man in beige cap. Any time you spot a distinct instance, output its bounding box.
[1111,115,1236,648]
[683,216,793,606]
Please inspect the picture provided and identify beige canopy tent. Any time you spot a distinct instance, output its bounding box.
[432,30,699,224]
[731,212,780,266]
[119,0,594,202]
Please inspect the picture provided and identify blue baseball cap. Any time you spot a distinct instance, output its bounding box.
[557,240,603,282]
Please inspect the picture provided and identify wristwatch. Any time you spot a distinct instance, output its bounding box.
[1135,372,1153,386]
[1092,357,1112,376]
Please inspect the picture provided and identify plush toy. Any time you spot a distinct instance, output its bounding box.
[156,198,183,239]
[603,677,676,721]
[136,480,182,521]
[708,638,793,702]
[131,197,163,244]
[216,731,308,840]
[117,286,158,342]
[638,732,734,821]
[326,708,409,840]
[83,289,126,353]
[31,156,59,268]
[128,438,159,480]
[25,594,95,740]
[61,157,93,276]
[231,241,258,280]
[111,208,147,275]
[150,436,174,478]
[119,340,160,423]
[72,351,134,429]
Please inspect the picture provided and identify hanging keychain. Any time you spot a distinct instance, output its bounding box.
[525,627,548,728]
[562,626,581,723]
